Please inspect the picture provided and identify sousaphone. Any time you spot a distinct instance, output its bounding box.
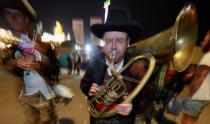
[129,3,198,72]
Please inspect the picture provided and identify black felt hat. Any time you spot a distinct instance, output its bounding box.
[0,0,38,21]
[91,7,143,44]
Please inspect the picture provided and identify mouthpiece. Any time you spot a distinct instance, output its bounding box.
[111,50,117,62]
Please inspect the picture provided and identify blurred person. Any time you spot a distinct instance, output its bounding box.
[45,47,60,84]
[74,53,81,75]
[69,49,76,74]
[0,0,58,124]
[67,52,72,75]
[147,30,209,124]
[80,7,144,124]
[150,61,185,124]
[182,30,210,124]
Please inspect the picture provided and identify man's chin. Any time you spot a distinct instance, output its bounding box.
[114,58,123,64]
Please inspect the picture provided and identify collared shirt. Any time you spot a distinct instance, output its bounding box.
[192,52,210,100]
[105,58,124,76]
[22,70,55,100]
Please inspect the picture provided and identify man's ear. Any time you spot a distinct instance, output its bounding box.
[127,38,130,47]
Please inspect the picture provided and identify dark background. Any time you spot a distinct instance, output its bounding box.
[0,0,209,44]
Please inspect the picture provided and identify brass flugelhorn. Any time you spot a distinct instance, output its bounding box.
[88,51,156,118]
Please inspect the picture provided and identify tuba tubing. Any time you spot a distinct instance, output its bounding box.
[128,3,198,72]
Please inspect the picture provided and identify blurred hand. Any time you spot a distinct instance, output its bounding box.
[116,95,132,116]
[15,55,40,70]
[88,83,101,96]
[116,103,133,116]
[181,64,196,83]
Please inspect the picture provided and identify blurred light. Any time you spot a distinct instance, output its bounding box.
[6,44,12,48]
[86,55,90,60]
[177,38,184,45]
[54,21,63,34]
[41,20,66,47]
[104,0,110,22]
[0,28,19,45]
[104,0,110,8]
[0,42,12,49]
[99,39,105,47]
[75,44,80,51]
[41,32,54,42]
[104,7,109,22]
[0,42,6,49]
[67,33,71,40]
[85,44,91,52]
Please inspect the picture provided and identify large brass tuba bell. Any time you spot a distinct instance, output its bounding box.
[88,3,198,118]
[129,3,198,72]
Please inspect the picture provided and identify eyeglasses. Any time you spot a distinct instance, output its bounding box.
[103,38,128,44]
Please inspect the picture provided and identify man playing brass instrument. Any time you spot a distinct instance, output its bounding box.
[80,7,145,124]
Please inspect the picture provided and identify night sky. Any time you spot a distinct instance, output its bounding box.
[30,0,104,42]
[1,0,209,44]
